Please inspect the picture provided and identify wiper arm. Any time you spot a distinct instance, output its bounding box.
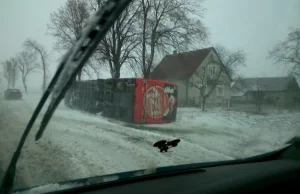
[0,0,133,193]
[0,55,69,194]
[35,0,133,140]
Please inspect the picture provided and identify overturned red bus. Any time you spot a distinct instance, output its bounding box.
[64,78,178,124]
[134,78,177,123]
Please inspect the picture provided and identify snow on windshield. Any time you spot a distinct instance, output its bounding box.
[0,0,300,192]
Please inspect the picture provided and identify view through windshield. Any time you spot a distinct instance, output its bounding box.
[0,0,300,191]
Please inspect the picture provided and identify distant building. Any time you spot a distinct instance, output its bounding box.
[232,76,300,107]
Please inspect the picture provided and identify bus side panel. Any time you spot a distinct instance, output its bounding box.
[134,78,177,124]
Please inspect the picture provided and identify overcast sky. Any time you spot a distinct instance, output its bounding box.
[203,0,300,77]
[0,0,299,91]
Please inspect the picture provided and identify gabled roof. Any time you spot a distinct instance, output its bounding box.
[150,47,214,80]
[233,76,300,96]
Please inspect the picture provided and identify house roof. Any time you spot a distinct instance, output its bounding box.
[233,76,300,96]
[150,47,213,80]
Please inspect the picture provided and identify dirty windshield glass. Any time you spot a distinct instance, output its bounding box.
[1,0,300,191]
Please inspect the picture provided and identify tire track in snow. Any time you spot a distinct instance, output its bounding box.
[98,119,234,161]
[48,118,177,168]
[125,123,237,159]
[97,118,235,159]
[48,109,234,162]
[1,94,235,189]
[1,98,168,188]
[49,114,233,169]
[0,98,85,189]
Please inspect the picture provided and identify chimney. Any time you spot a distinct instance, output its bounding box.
[173,50,177,55]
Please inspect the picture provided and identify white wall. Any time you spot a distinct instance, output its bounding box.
[187,50,232,105]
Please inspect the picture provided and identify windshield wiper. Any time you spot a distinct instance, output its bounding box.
[0,60,67,194]
[0,0,133,193]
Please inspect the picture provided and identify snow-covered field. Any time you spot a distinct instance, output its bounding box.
[1,92,300,190]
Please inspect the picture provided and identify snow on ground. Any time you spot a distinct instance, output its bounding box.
[140,108,300,158]
[1,92,300,191]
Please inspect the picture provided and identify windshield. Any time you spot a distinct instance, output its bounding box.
[1,0,300,191]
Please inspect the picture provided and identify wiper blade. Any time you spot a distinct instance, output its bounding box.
[36,0,133,140]
[0,0,133,193]
[0,53,70,194]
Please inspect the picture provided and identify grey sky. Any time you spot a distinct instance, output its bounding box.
[0,0,300,91]
[0,0,64,91]
[203,0,300,77]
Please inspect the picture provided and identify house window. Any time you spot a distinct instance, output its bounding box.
[208,65,218,76]
[216,85,225,97]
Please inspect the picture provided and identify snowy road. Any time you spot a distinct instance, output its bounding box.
[1,93,300,190]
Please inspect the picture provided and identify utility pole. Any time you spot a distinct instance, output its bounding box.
[12,63,16,88]
[0,70,2,85]
[7,62,12,88]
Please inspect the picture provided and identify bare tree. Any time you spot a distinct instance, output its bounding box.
[215,45,246,78]
[2,58,18,88]
[47,0,90,81]
[252,80,265,113]
[89,0,141,79]
[233,77,265,113]
[232,75,247,93]
[15,51,39,94]
[268,28,300,76]
[81,57,102,79]
[188,55,229,111]
[133,0,209,78]
[24,39,49,92]
[188,46,244,111]
[10,57,18,88]
[2,61,11,88]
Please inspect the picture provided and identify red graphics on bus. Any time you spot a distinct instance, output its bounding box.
[134,78,177,124]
